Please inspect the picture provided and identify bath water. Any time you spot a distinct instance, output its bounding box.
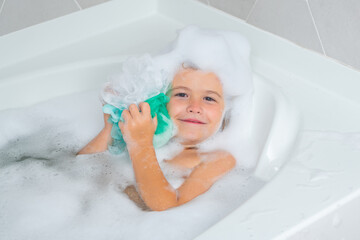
[0,90,265,240]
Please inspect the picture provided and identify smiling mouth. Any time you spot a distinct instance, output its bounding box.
[180,119,205,124]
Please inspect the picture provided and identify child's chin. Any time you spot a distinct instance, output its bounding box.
[178,135,207,146]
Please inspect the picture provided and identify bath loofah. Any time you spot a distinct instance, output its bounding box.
[100,54,175,154]
[103,93,174,154]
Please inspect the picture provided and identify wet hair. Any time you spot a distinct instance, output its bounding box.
[220,110,230,131]
[181,61,199,70]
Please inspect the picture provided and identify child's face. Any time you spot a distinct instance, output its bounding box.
[167,68,225,145]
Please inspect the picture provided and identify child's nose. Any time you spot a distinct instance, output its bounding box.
[187,100,202,114]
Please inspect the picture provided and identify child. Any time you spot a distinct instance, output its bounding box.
[78,26,254,211]
[78,66,236,211]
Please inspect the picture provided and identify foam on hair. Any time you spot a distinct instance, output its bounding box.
[153,26,257,168]
[153,25,253,98]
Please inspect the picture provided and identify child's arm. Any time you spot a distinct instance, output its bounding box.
[77,113,112,155]
[120,102,236,211]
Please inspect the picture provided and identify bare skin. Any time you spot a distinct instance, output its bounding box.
[122,146,233,211]
[77,114,112,155]
[78,68,236,211]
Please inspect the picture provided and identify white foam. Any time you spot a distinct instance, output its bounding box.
[153,26,253,98]
[0,26,264,239]
[0,90,264,240]
[100,54,170,109]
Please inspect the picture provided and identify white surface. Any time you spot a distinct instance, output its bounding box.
[251,75,300,181]
[0,54,299,182]
[1,0,360,239]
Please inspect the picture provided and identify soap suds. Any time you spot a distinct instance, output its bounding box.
[0,91,264,240]
[0,26,265,239]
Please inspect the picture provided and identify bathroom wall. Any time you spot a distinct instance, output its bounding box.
[199,0,360,72]
[0,0,109,36]
[0,0,359,72]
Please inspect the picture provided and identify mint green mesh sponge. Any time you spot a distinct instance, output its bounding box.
[103,93,174,154]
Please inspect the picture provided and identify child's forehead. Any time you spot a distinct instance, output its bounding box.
[171,69,224,95]
[173,69,221,84]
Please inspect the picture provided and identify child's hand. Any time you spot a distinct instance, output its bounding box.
[118,102,158,148]
[103,112,112,130]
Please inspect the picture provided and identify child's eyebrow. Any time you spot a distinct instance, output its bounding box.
[172,86,222,98]
[172,86,190,91]
[206,90,223,98]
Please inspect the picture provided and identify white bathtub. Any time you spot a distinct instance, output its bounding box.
[1,0,360,239]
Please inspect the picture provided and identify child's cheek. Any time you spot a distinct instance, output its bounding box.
[167,99,183,118]
[208,105,224,124]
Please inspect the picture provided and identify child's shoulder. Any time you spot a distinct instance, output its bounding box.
[201,150,236,167]
[165,148,235,170]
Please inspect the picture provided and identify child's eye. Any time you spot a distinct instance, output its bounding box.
[204,96,216,102]
[175,93,188,97]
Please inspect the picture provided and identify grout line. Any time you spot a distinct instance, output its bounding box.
[0,0,6,17]
[306,0,327,55]
[73,0,82,10]
[245,0,259,22]
[204,0,210,5]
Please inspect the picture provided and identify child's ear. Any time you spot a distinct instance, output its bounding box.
[220,118,226,131]
[220,112,231,131]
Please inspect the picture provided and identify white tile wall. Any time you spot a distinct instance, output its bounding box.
[0,0,359,72]
[76,0,109,9]
[208,0,257,20]
[246,0,323,53]
[0,0,5,15]
[309,0,360,70]
[0,0,79,35]
[198,0,360,71]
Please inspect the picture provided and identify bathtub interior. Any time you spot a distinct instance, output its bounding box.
[0,57,299,240]
[1,0,360,239]
[0,56,299,183]
[251,75,300,181]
